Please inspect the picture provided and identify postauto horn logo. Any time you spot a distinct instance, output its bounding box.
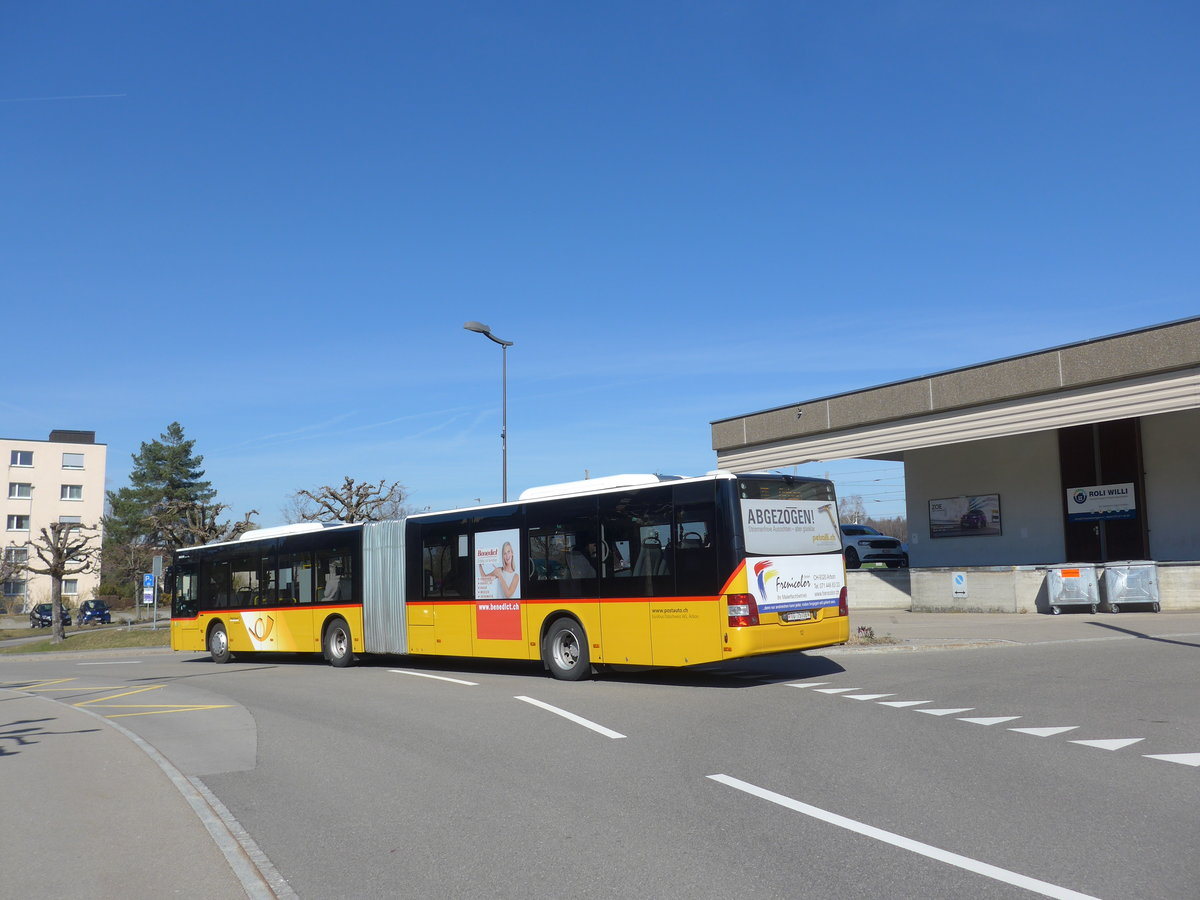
[1073,490,1088,505]
[753,559,778,603]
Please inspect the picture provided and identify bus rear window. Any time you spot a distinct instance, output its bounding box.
[738,477,835,502]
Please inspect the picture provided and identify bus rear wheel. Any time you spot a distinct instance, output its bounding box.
[323,618,355,668]
[209,623,232,664]
[542,617,590,681]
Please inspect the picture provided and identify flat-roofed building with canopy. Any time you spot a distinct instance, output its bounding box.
[711,317,1200,611]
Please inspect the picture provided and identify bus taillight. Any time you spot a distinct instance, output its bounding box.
[726,593,759,627]
[838,585,849,617]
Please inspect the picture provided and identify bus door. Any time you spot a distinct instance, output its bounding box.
[419,530,472,656]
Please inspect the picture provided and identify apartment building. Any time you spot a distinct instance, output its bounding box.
[3,430,107,613]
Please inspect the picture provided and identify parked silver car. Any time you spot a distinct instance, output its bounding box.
[840,524,908,569]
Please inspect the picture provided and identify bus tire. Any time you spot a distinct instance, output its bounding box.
[209,623,232,664]
[323,618,355,668]
[542,617,590,681]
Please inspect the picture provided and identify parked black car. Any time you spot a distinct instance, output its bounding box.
[960,509,989,529]
[78,599,112,625]
[30,603,72,628]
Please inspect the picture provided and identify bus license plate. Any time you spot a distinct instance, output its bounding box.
[781,610,813,623]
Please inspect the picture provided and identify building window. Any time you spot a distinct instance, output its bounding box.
[8,483,32,499]
[6,515,30,531]
[2,580,27,599]
[62,453,85,469]
[62,579,79,596]
[59,515,82,524]
[10,450,33,467]
[61,484,83,501]
[3,547,28,567]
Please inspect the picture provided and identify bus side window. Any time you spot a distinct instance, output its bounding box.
[674,482,719,596]
[599,487,673,598]
[525,497,598,600]
[316,548,354,604]
[421,530,469,598]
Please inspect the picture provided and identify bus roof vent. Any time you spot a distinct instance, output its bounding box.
[518,474,682,501]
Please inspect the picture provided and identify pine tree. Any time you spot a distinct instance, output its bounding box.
[104,422,216,546]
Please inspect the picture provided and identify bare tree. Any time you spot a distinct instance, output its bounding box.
[291,477,408,523]
[146,500,259,548]
[838,494,867,525]
[22,523,100,643]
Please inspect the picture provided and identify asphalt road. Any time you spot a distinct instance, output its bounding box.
[5,636,1198,899]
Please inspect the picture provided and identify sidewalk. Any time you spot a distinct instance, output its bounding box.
[0,689,270,899]
[838,608,1200,652]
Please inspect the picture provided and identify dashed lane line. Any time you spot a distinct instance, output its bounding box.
[389,669,478,685]
[708,773,1102,900]
[515,696,626,739]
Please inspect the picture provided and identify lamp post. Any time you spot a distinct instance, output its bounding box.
[463,321,514,502]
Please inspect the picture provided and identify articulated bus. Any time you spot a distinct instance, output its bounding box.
[170,471,849,679]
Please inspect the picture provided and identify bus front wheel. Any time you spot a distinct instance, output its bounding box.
[323,618,355,668]
[542,617,590,681]
[209,623,232,664]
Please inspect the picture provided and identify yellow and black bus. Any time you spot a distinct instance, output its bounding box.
[170,471,848,679]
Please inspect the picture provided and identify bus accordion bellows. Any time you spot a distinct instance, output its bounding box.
[169,471,849,679]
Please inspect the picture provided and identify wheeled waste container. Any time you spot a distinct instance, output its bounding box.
[1046,564,1101,615]
[1102,562,1160,613]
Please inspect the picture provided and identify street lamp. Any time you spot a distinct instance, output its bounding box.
[463,321,514,502]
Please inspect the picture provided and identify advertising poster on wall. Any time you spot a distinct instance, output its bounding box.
[1065,483,1136,522]
[474,528,521,640]
[929,494,1002,538]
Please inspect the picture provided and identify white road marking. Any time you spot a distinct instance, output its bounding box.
[813,687,861,694]
[844,693,895,700]
[515,696,626,739]
[77,660,143,665]
[1143,753,1200,767]
[707,774,1101,900]
[958,716,1022,726]
[918,707,975,716]
[878,700,932,707]
[785,682,831,688]
[1010,727,1080,737]
[389,669,478,686]
[1070,738,1144,751]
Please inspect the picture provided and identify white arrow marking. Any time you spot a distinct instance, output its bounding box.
[917,708,975,716]
[785,682,831,688]
[813,687,861,694]
[1144,753,1200,767]
[878,700,932,708]
[844,693,895,701]
[1010,726,1080,738]
[959,716,1022,726]
[1070,738,1144,751]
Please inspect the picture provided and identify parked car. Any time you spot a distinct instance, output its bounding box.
[840,524,908,569]
[960,509,988,529]
[29,603,72,628]
[78,598,112,625]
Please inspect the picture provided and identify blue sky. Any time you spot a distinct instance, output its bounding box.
[4,2,1197,523]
